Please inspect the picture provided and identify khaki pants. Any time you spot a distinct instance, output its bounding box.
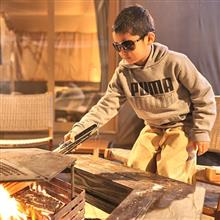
[127,126,195,184]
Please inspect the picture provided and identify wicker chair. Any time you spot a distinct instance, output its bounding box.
[0,92,53,150]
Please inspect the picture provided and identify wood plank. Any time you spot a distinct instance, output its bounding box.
[85,192,117,213]
[140,185,205,220]
[197,179,220,219]
[107,189,162,220]
[74,168,130,211]
[74,139,109,157]
[58,171,123,213]
[108,185,205,220]
[2,182,33,195]
[104,148,130,164]
[0,148,75,182]
[72,155,202,218]
[74,155,192,192]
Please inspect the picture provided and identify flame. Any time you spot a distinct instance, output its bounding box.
[0,183,59,220]
[0,185,27,220]
[30,183,47,195]
[29,183,52,219]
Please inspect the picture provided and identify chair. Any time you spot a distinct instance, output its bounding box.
[0,92,54,150]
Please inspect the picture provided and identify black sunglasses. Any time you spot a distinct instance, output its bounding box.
[112,34,147,52]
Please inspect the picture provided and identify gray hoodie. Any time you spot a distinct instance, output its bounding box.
[72,43,216,142]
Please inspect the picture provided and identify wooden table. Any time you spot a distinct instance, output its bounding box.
[70,155,205,220]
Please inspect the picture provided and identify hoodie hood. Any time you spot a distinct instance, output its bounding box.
[120,42,168,69]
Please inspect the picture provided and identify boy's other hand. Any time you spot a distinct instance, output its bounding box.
[187,141,210,156]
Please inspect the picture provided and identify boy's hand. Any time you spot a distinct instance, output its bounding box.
[64,130,77,142]
[187,141,210,156]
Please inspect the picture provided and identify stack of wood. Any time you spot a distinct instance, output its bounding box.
[72,155,206,220]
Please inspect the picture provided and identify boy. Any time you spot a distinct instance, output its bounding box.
[65,5,216,183]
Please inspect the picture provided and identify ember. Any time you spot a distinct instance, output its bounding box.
[14,183,65,217]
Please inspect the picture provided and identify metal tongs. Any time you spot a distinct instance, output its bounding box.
[53,124,98,154]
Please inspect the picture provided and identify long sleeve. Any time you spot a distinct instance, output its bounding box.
[177,55,216,142]
[71,67,127,134]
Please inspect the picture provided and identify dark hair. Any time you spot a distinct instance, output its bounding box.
[112,5,155,36]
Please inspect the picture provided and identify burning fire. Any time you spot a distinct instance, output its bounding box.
[0,185,27,220]
[0,183,63,220]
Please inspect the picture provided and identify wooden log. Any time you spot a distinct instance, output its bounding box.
[108,185,205,220]
[104,148,130,165]
[107,188,163,220]
[72,155,204,218]
[74,164,130,212]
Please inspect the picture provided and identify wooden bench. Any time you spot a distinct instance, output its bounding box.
[74,138,109,158]
[71,155,205,219]
[196,165,220,220]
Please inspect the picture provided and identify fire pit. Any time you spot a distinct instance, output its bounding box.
[0,148,85,220]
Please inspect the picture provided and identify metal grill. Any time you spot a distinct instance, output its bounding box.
[0,148,75,182]
[0,159,41,182]
[0,150,84,220]
[0,160,27,176]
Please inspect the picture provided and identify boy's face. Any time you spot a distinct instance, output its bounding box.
[112,31,154,66]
